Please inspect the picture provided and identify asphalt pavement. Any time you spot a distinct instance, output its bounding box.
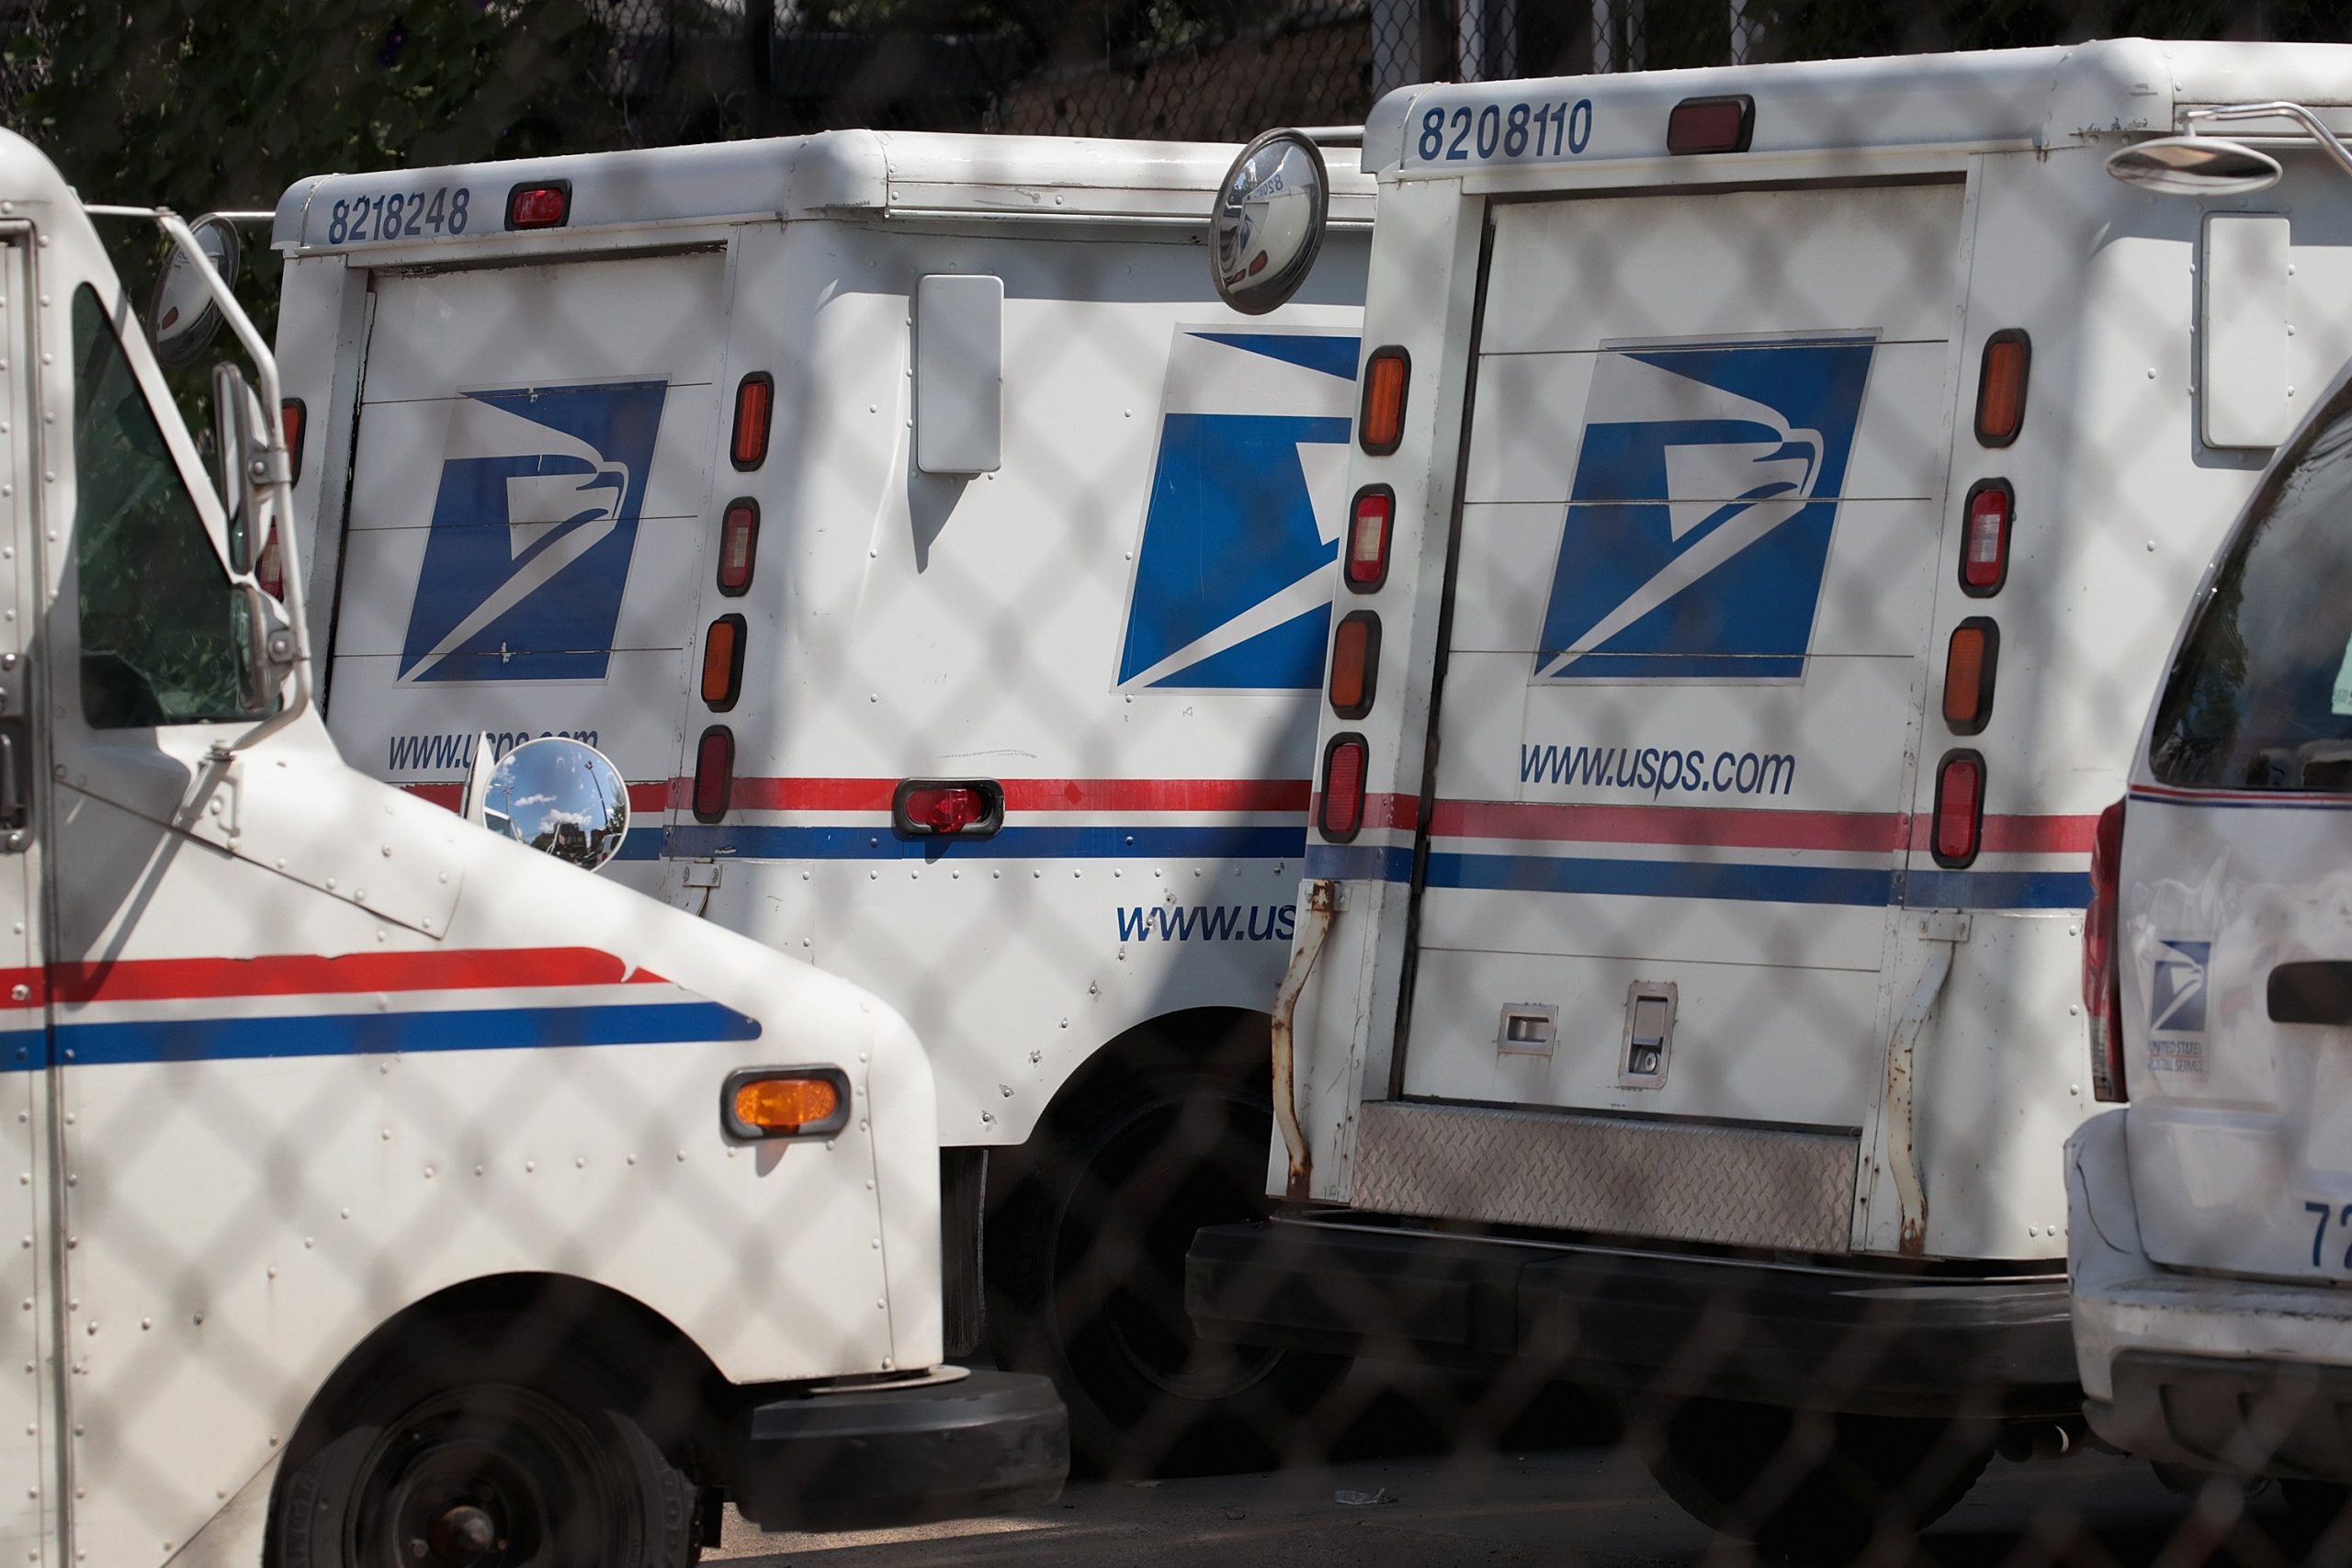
[711,1442,2342,1568]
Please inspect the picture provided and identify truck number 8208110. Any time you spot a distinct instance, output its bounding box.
[1419,98,1593,164]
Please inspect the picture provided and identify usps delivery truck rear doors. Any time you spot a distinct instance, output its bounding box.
[326,251,729,817]
[1400,182,1965,1134]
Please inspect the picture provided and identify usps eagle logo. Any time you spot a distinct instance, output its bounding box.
[1532,335,1877,682]
[1115,328,1358,690]
[398,380,668,683]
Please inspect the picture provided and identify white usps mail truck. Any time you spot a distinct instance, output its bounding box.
[268,131,1371,1463]
[1183,39,2352,1555]
[0,132,1061,1568]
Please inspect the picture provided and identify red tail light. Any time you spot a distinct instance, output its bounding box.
[1359,348,1409,457]
[1318,734,1368,841]
[504,181,571,231]
[2085,798,2129,1102]
[1346,486,1395,591]
[731,374,774,471]
[692,727,734,823]
[892,779,1003,839]
[256,527,284,601]
[279,399,306,485]
[1960,480,2012,596]
[1975,330,2030,447]
[717,499,760,596]
[1930,750,1984,867]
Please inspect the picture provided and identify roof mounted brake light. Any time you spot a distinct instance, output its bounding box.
[1668,95,1754,155]
[504,181,571,231]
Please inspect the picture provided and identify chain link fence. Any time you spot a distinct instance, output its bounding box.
[6,5,2352,1568]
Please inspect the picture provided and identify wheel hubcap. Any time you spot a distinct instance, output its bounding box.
[354,1384,618,1568]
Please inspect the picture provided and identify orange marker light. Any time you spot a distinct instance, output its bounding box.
[1329,612,1379,719]
[701,615,744,712]
[1359,348,1410,456]
[1975,331,2030,447]
[727,1072,848,1139]
[1941,618,1998,735]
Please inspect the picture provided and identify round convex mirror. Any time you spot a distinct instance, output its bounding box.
[147,213,242,370]
[1212,129,1330,315]
[482,737,630,872]
[2104,135,2282,197]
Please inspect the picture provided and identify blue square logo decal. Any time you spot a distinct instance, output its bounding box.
[1533,334,1877,682]
[399,380,669,684]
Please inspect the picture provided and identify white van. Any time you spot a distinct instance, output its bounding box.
[1184,39,2352,1556]
[267,130,1371,1464]
[0,132,1060,1568]
[2068,107,2352,1516]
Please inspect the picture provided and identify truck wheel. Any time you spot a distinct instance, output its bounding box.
[271,1325,696,1568]
[989,1057,1343,1475]
[1637,1396,1993,1562]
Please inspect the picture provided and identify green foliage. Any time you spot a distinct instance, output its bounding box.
[6,0,627,333]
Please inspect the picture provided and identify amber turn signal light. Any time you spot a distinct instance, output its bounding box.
[723,1068,852,1140]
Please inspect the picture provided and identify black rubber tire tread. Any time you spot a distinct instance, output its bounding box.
[1638,1396,1994,1562]
[986,1032,1345,1477]
[269,1314,697,1568]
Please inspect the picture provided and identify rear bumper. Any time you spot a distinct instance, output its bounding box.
[2068,1109,2352,1480]
[1187,1216,2076,1418]
[728,1370,1067,1531]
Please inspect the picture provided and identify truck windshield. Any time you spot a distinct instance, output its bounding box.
[69,287,248,728]
[2151,403,2352,790]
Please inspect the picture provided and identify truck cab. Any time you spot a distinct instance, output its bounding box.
[0,130,1060,1568]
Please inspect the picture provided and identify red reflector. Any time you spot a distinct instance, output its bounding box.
[256,527,284,602]
[1931,751,1984,867]
[1961,479,2012,596]
[279,399,306,486]
[891,778,1002,839]
[692,727,734,823]
[1360,348,1409,457]
[701,615,744,712]
[717,499,761,596]
[1975,330,2030,447]
[2085,798,2129,1102]
[504,181,571,231]
[1346,486,1395,591]
[909,786,984,834]
[1668,95,1755,155]
[1319,735,1368,841]
[1329,612,1380,719]
[731,374,774,471]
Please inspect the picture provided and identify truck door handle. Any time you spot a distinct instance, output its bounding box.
[2267,962,2352,1024]
[0,721,28,838]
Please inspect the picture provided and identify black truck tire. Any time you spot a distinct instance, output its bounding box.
[988,1053,1343,1476]
[271,1318,696,1568]
[1638,1395,1994,1562]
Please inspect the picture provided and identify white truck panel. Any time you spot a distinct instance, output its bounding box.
[1476,184,1966,355]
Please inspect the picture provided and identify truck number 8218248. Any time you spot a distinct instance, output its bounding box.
[1418,98,1593,163]
[327,186,472,245]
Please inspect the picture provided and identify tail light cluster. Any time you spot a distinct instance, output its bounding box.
[2084,799,2129,1101]
[1931,332,2031,868]
[1316,346,1416,842]
[695,374,776,820]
